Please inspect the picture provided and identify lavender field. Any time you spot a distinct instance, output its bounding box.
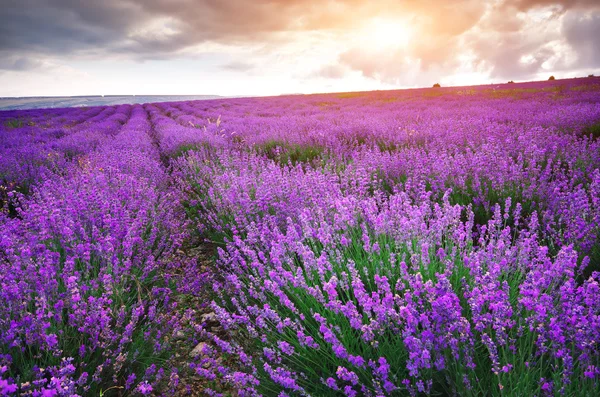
[1,78,600,396]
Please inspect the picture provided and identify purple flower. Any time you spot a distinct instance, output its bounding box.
[41,389,58,397]
[336,367,359,385]
[325,377,338,390]
[125,373,136,390]
[0,379,18,394]
[137,381,153,395]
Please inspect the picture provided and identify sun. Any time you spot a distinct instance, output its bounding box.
[359,17,414,49]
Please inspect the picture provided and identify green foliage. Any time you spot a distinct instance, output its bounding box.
[213,220,595,396]
[582,121,600,140]
[255,140,325,166]
[0,181,27,218]
[3,118,34,129]
[5,242,176,395]
[171,141,213,159]
[375,139,398,153]
[432,83,441,88]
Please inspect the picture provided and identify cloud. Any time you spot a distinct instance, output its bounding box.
[0,56,48,72]
[562,11,600,69]
[0,0,599,87]
[0,0,488,58]
[507,0,600,11]
[336,47,457,87]
[333,0,599,84]
[338,48,408,82]
[221,61,255,72]
[311,63,349,79]
[0,0,136,54]
[466,4,600,80]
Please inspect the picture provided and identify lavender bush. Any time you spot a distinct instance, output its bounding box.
[1,78,600,395]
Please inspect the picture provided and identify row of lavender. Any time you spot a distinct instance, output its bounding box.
[170,79,600,396]
[0,105,133,216]
[0,105,212,395]
[172,79,600,261]
[1,78,600,396]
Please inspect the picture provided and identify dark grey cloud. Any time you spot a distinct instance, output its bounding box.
[0,0,485,59]
[0,0,351,58]
[1,0,599,83]
[0,56,47,72]
[0,0,136,53]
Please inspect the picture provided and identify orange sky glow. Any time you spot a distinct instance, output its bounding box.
[0,0,598,97]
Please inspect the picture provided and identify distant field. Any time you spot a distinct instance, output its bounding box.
[1,78,600,396]
[0,94,224,110]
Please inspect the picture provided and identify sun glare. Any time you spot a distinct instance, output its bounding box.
[359,18,414,49]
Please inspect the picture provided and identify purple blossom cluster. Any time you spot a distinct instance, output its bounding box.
[1,77,600,395]
[173,79,600,396]
[1,105,206,395]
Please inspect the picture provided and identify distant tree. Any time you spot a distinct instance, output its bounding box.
[548,75,556,81]
[432,83,441,88]
[589,74,595,78]
[507,80,515,84]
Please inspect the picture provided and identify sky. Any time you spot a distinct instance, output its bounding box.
[1,0,599,97]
